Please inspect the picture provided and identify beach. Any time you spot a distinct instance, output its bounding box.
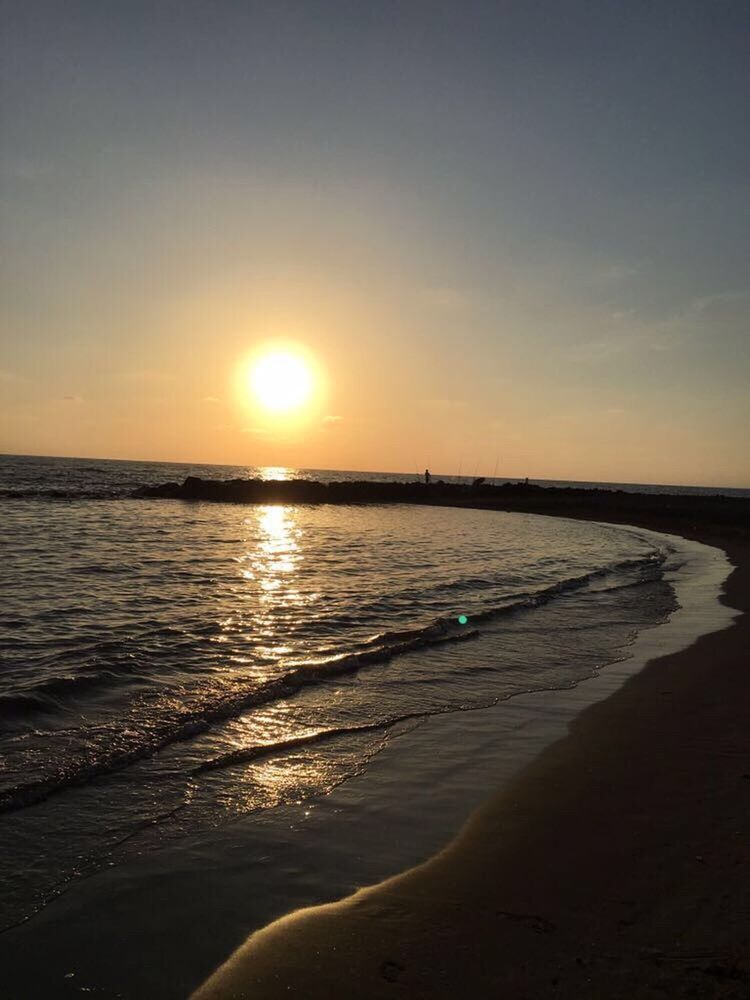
[1,463,748,999]
[194,513,750,999]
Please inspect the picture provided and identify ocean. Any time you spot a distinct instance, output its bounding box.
[0,454,737,959]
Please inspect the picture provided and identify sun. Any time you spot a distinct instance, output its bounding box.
[248,350,314,414]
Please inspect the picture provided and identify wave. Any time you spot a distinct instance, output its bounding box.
[0,552,665,722]
[463,552,666,621]
[192,713,433,775]
[0,620,477,813]
[0,670,123,722]
[373,550,667,607]
[0,551,667,814]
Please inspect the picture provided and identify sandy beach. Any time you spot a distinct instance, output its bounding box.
[194,511,750,999]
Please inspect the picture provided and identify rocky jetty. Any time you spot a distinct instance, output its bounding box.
[132,476,749,536]
[133,475,513,505]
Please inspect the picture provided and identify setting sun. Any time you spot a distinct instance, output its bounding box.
[248,351,314,414]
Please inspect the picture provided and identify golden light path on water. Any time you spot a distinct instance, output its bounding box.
[258,466,292,481]
[242,503,305,638]
[210,501,348,813]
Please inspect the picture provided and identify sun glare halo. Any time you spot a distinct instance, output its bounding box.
[248,351,314,414]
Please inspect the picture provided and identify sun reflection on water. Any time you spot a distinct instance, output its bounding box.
[207,503,347,811]
[258,506,299,577]
[230,504,316,670]
[239,506,301,581]
[258,466,292,481]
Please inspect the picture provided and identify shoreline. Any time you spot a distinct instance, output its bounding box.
[193,513,750,999]
[0,500,746,998]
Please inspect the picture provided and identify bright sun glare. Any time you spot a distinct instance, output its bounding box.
[249,351,314,414]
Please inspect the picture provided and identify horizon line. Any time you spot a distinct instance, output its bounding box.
[1,451,748,493]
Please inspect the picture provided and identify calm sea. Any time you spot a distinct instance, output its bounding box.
[0,454,737,931]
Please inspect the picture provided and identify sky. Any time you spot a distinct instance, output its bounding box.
[1,0,749,486]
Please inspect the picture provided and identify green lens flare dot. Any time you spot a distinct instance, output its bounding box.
[457,614,468,625]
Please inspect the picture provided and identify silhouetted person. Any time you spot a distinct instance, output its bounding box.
[424,469,431,485]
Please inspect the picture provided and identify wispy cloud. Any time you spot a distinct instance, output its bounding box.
[610,308,637,323]
[118,370,176,383]
[428,397,469,409]
[642,288,750,352]
[595,262,639,284]
[689,290,750,315]
[322,414,343,426]
[0,369,29,384]
[567,338,627,361]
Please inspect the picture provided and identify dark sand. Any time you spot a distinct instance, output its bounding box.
[193,507,750,999]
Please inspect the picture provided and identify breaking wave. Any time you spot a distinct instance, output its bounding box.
[0,551,666,814]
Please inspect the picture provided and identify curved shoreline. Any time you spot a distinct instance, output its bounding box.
[0,499,746,998]
[193,515,750,999]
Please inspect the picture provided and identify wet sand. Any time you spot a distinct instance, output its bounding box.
[194,516,750,999]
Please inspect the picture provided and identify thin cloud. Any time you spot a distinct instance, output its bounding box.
[639,288,750,353]
[568,339,626,361]
[596,263,639,283]
[118,370,176,383]
[0,369,29,383]
[610,308,637,323]
[429,398,469,409]
[690,289,750,315]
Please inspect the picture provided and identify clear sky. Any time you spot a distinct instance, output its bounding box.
[2,0,748,485]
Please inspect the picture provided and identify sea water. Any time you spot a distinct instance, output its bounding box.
[0,454,731,932]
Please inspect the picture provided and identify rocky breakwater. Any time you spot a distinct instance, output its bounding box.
[131,477,750,540]
[132,475,478,504]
